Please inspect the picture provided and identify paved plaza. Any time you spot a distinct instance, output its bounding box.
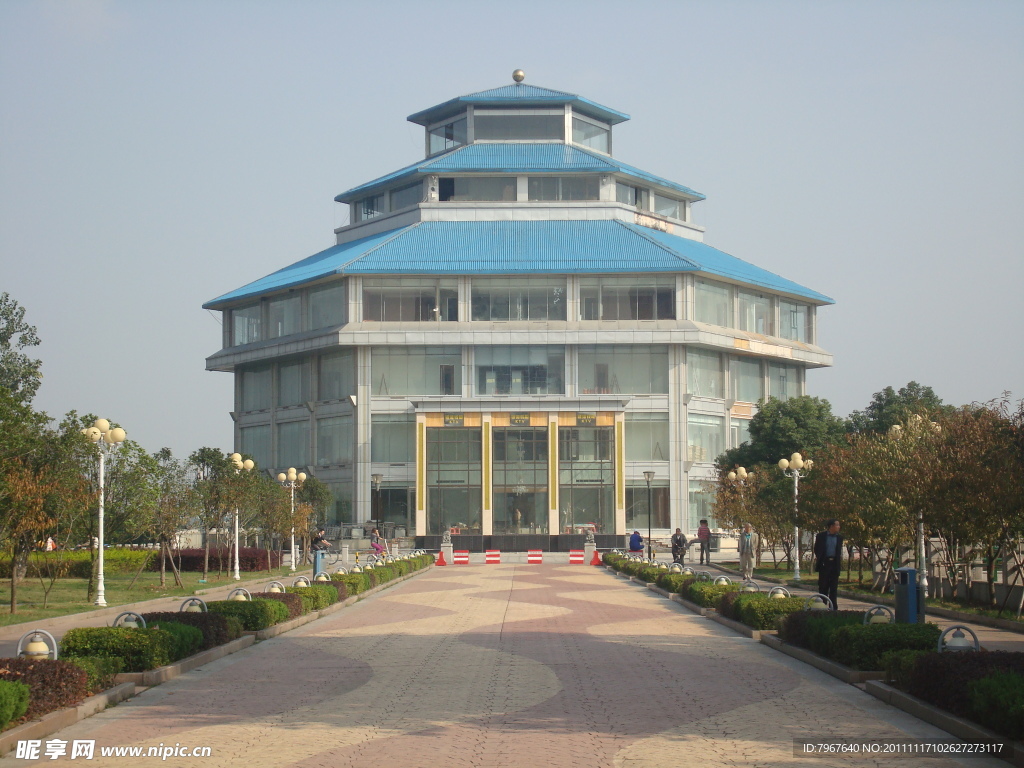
[4,564,1007,767]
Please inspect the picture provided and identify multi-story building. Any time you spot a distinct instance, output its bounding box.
[203,74,833,551]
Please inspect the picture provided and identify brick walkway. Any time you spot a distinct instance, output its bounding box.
[6,565,1000,767]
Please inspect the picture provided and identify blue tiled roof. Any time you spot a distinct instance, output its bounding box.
[204,221,833,308]
[407,83,631,126]
[335,143,704,202]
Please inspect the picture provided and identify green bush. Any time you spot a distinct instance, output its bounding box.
[207,598,288,631]
[880,649,929,689]
[60,627,172,673]
[285,585,339,611]
[685,582,739,608]
[373,565,397,583]
[0,548,155,579]
[335,573,368,595]
[394,560,411,577]
[63,656,124,694]
[149,621,204,662]
[967,671,1024,740]
[638,566,662,583]
[0,659,88,721]
[140,611,238,650]
[830,622,942,671]
[251,591,305,618]
[0,679,30,728]
[778,610,865,656]
[656,573,687,592]
[737,597,805,630]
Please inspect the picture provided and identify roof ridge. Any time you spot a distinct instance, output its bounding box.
[338,222,421,272]
[464,82,578,99]
[615,221,701,270]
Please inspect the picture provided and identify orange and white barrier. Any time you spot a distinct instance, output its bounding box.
[527,550,543,564]
[453,550,470,565]
[569,550,584,564]
[485,550,501,564]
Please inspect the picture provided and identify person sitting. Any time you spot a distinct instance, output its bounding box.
[670,528,687,562]
[628,530,644,554]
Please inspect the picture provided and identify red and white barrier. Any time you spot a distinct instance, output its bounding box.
[569,550,584,564]
[485,550,501,564]
[527,550,543,564]
[453,550,470,565]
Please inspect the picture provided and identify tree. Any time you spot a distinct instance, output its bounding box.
[846,381,951,434]
[149,448,197,588]
[0,293,42,405]
[188,447,234,580]
[719,396,846,470]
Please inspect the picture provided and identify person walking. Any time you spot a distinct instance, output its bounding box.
[696,519,712,565]
[813,519,843,610]
[737,523,759,581]
[628,530,644,554]
[670,528,688,562]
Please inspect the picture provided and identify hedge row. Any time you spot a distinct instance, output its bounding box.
[149,548,283,573]
[0,658,88,721]
[0,550,154,579]
[140,611,241,650]
[207,598,290,632]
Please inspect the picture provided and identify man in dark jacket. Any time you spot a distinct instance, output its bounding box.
[813,519,843,610]
[629,530,644,554]
[670,528,688,562]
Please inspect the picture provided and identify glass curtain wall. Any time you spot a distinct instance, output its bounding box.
[688,479,716,531]
[371,347,462,396]
[318,349,356,402]
[730,357,763,403]
[475,347,564,395]
[240,425,271,470]
[371,414,415,463]
[308,281,347,330]
[278,360,310,407]
[425,427,482,535]
[471,277,566,321]
[316,415,352,466]
[571,118,609,152]
[324,481,353,526]
[558,426,615,535]
[768,362,801,400]
[492,428,549,535]
[363,278,458,322]
[625,483,670,530]
[687,349,723,398]
[578,276,675,320]
[277,420,310,468]
[438,177,516,202]
[474,112,564,140]
[268,295,301,339]
[625,412,669,461]
[578,346,669,394]
[428,117,467,154]
[779,300,810,342]
[687,413,724,463]
[374,485,415,536]
[738,290,772,335]
[240,365,272,412]
[527,177,600,201]
[233,304,262,346]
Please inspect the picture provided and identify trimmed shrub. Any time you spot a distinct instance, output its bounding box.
[0,679,30,728]
[365,570,380,588]
[0,549,154,579]
[335,573,368,596]
[140,611,238,650]
[63,656,124,694]
[60,627,173,673]
[880,649,929,690]
[778,610,865,656]
[968,671,1024,741]
[0,658,88,721]
[830,622,942,670]
[394,560,411,577]
[285,585,339,611]
[207,598,288,631]
[148,547,282,573]
[685,582,739,608]
[373,565,397,583]
[737,596,805,630]
[638,566,662,583]
[656,573,687,592]
[251,591,305,619]
[905,651,1024,732]
[150,621,204,661]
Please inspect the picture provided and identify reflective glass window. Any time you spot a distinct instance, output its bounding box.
[780,300,810,342]
[625,412,670,460]
[768,362,801,401]
[232,304,262,346]
[475,346,564,395]
[316,415,352,466]
[278,359,311,407]
[731,418,751,449]
[438,177,517,202]
[688,479,716,531]
[738,290,772,335]
[572,117,609,153]
[354,194,385,222]
[363,278,458,322]
[578,276,675,320]
[730,357,762,403]
[471,277,566,321]
[428,117,467,154]
[693,279,731,326]
[276,420,309,468]
[318,348,356,401]
[308,281,347,330]
[559,426,615,535]
[578,346,669,394]
[493,428,549,535]
[653,194,681,219]
[687,413,724,464]
[371,346,462,396]
[626,484,670,529]
[425,426,482,535]
[240,425,271,471]
[240,365,272,412]
[527,176,600,201]
[687,349,724,398]
[390,181,423,211]
[323,480,353,526]
[371,414,415,462]
[268,294,301,339]
[474,113,563,140]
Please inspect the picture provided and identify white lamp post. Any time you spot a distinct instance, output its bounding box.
[778,452,813,582]
[229,453,254,580]
[81,418,126,607]
[643,471,655,560]
[276,467,306,572]
[371,473,384,535]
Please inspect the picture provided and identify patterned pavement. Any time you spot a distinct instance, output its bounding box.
[4,565,999,767]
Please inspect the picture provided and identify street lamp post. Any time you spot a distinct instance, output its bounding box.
[229,453,254,580]
[778,452,813,582]
[276,467,306,572]
[644,471,655,560]
[371,473,383,538]
[81,419,126,607]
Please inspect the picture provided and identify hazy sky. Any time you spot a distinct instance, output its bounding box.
[2,0,1021,459]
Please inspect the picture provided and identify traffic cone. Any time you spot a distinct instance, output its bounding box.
[591,550,603,566]
[436,550,447,566]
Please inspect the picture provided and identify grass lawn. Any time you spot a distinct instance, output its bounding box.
[0,567,301,628]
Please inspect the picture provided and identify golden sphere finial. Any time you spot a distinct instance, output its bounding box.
[512,69,525,83]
